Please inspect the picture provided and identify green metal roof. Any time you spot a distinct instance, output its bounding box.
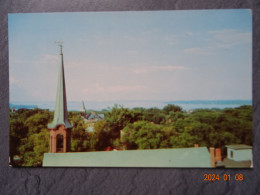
[43,147,211,167]
[225,144,252,150]
[48,47,72,129]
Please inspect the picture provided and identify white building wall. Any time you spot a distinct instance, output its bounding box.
[227,148,252,161]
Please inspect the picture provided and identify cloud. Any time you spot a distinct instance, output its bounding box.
[183,29,251,56]
[127,50,138,55]
[163,35,178,46]
[155,66,186,71]
[123,35,146,44]
[10,59,34,64]
[9,76,19,85]
[82,83,146,95]
[10,54,58,66]
[107,85,145,93]
[141,29,160,35]
[208,29,251,48]
[185,32,194,36]
[41,54,58,63]
[133,65,186,74]
[183,47,214,55]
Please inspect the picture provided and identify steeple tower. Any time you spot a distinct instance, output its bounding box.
[81,101,86,113]
[48,42,73,153]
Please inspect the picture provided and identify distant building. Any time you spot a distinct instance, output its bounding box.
[80,103,105,132]
[47,44,73,153]
[84,112,105,132]
[212,144,253,168]
[226,144,252,161]
[86,112,105,122]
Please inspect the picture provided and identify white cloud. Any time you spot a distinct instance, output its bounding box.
[123,35,146,44]
[133,68,148,74]
[107,85,145,93]
[9,75,19,85]
[10,54,58,66]
[141,29,160,35]
[41,54,58,64]
[183,47,214,55]
[82,83,146,94]
[183,29,251,56]
[156,66,186,71]
[11,59,34,64]
[127,50,138,55]
[163,35,178,46]
[186,32,194,36]
[208,29,251,48]
[133,65,186,74]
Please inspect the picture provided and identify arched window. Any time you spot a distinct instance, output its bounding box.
[56,134,64,152]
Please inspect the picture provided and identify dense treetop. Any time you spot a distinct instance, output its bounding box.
[9,104,252,166]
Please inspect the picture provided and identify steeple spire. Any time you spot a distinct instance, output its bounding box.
[48,43,73,129]
[81,101,86,113]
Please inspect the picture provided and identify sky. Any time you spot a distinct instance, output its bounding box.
[9,10,252,102]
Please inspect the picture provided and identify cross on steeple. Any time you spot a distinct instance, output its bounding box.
[55,41,63,54]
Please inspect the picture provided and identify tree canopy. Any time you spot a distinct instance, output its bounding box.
[9,104,252,166]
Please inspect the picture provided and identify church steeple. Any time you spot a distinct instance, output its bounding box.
[81,101,86,113]
[48,42,72,153]
[48,43,72,129]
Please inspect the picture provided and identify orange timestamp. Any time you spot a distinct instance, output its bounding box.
[204,173,244,181]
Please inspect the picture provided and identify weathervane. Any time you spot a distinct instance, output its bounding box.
[55,41,63,53]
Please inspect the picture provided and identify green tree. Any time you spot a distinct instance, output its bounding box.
[70,113,89,152]
[19,129,49,166]
[9,117,28,165]
[105,105,136,138]
[123,121,164,149]
[163,104,183,114]
[92,119,110,150]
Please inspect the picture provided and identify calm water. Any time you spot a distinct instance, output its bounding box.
[10,100,252,111]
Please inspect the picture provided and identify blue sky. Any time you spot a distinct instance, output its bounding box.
[9,10,252,102]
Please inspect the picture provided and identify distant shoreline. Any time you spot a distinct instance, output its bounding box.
[9,99,252,112]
